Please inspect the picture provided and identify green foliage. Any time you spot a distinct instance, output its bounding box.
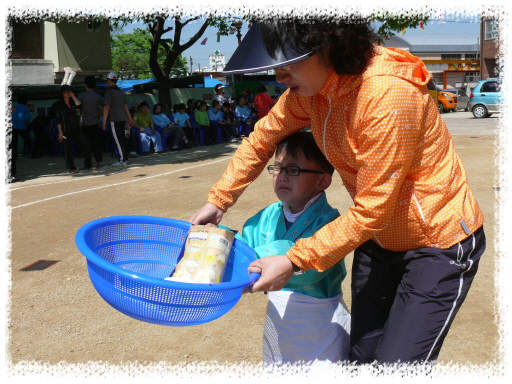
[111,28,188,80]
[371,10,433,40]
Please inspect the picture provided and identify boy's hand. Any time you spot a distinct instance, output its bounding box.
[242,255,294,294]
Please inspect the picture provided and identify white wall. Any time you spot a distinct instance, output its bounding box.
[10,59,55,85]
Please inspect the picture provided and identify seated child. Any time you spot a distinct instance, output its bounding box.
[194,101,215,146]
[238,131,350,367]
[133,101,164,154]
[221,102,242,140]
[208,100,237,143]
[152,103,194,150]
[234,95,257,131]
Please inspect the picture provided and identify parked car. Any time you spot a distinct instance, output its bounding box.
[436,86,457,113]
[468,78,503,118]
[442,89,470,111]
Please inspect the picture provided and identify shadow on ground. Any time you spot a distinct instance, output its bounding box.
[8,142,241,184]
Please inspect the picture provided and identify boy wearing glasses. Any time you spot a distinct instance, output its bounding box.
[238,131,350,368]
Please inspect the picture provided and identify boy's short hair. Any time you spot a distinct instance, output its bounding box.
[276,131,334,175]
[178,103,186,110]
[138,101,149,109]
[212,100,220,108]
[84,76,96,89]
[222,102,230,109]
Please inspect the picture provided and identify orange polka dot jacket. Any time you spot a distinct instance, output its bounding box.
[207,45,484,273]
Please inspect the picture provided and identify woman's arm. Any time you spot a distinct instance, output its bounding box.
[191,92,310,224]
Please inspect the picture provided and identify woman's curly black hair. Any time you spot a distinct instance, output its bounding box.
[256,15,378,75]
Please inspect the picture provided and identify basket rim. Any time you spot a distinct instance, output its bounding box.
[75,215,260,291]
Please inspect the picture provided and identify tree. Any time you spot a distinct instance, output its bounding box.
[371,10,432,41]
[112,12,245,114]
[111,28,188,80]
[113,10,429,113]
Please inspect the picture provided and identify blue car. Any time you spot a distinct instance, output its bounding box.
[468,78,503,118]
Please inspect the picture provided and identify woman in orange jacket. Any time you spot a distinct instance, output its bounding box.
[190,17,485,367]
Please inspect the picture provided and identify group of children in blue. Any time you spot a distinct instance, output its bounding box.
[127,92,264,152]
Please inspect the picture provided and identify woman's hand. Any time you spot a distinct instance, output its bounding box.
[242,255,294,294]
[189,202,224,225]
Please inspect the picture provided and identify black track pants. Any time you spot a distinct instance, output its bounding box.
[349,226,485,365]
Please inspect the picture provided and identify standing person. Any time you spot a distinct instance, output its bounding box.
[213,84,232,106]
[78,76,104,168]
[102,72,134,167]
[238,131,350,367]
[253,84,275,119]
[190,18,485,367]
[53,85,95,173]
[194,101,215,145]
[9,95,37,179]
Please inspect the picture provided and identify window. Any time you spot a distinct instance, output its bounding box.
[465,73,480,82]
[441,54,462,60]
[481,81,501,93]
[86,19,99,32]
[465,54,479,60]
[485,19,498,40]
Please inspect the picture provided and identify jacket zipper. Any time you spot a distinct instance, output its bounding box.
[323,96,332,162]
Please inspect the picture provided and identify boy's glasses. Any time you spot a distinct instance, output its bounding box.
[267,165,324,176]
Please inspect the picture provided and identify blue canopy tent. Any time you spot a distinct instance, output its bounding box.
[96,78,156,93]
[201,78,228,88]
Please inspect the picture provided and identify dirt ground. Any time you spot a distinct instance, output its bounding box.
[5,112,501,374]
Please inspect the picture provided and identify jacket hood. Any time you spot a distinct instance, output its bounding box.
[319,45,430,99]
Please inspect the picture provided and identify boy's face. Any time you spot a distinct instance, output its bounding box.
[214,104,220,111]
[272,149,331,213]
[238,97,246,107]
[179,108,186,114]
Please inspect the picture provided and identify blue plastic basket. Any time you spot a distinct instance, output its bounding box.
[75,216,260,326]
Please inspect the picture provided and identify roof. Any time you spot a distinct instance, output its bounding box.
[385,34,479,52]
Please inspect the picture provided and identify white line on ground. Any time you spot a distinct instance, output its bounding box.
[11,157,231,210]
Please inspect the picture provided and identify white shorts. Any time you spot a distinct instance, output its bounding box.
[263,290,351,367]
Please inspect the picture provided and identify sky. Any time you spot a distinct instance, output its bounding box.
[120,13,481,73]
